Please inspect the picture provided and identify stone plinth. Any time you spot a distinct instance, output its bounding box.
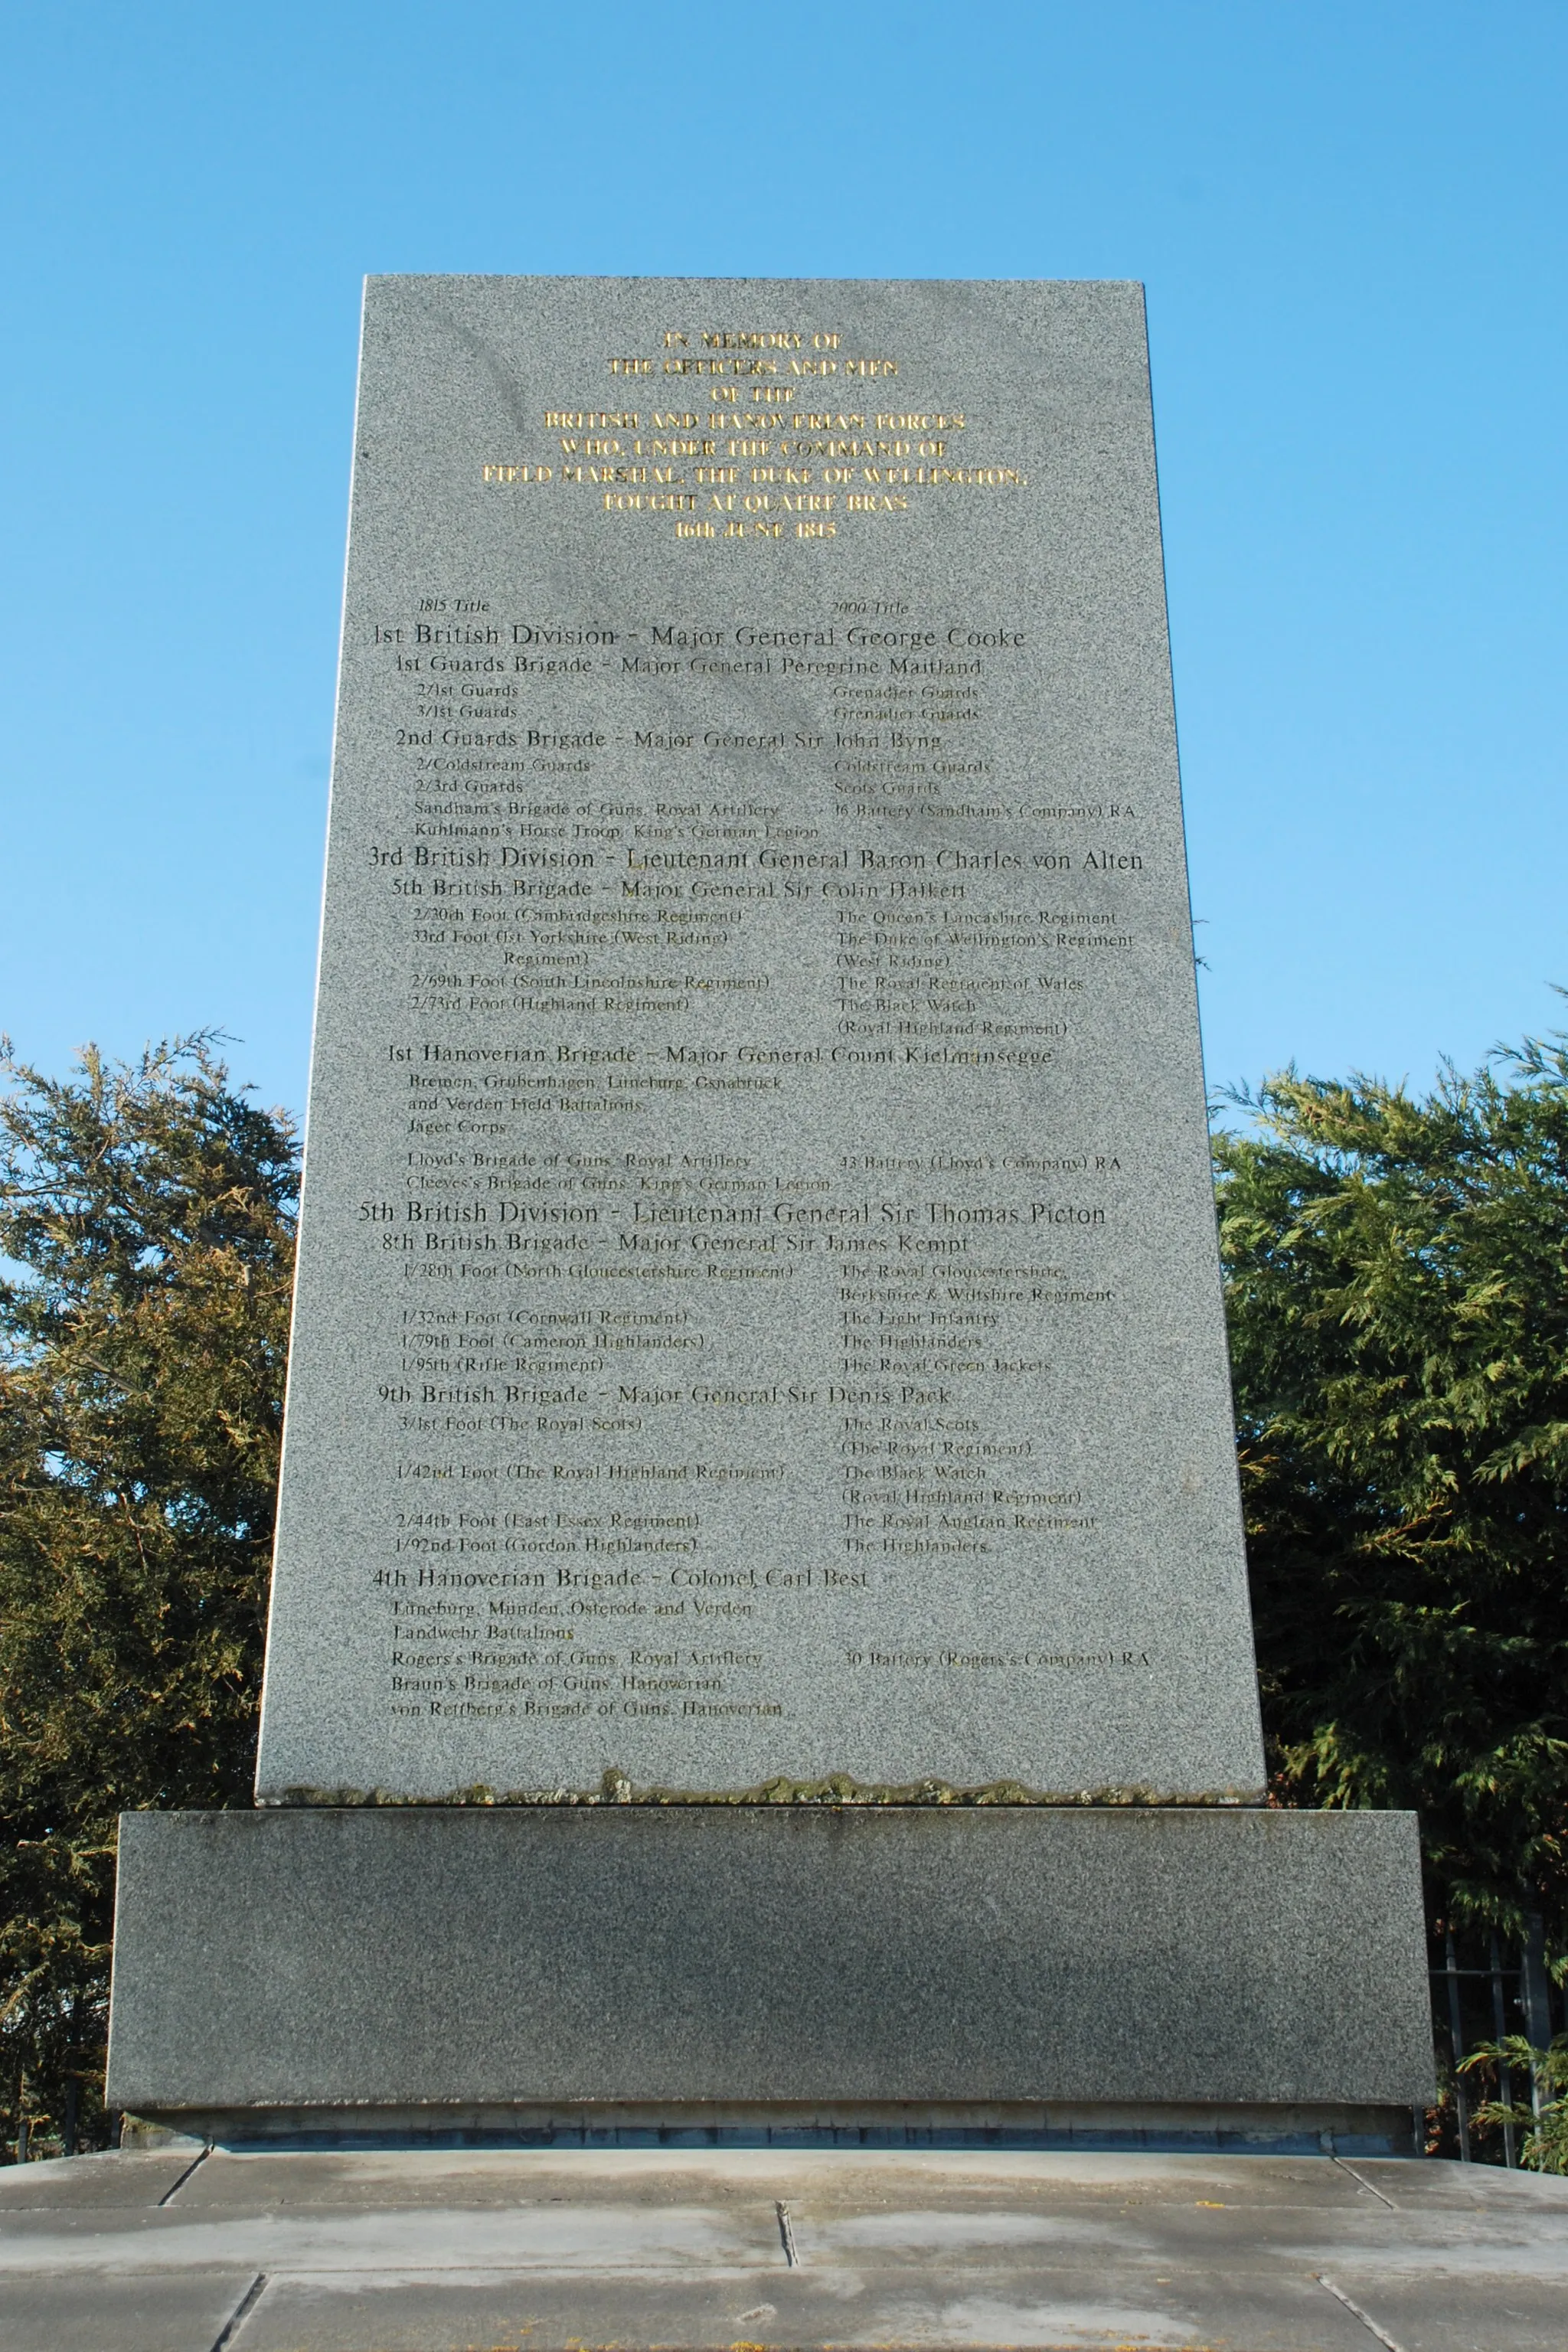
[108,1804,1432,2148]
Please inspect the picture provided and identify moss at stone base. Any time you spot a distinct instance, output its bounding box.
[260,1768,1266,1810]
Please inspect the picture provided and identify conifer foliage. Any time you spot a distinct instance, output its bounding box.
[0,1037,297,2151]
[1216,1032,1568,1965]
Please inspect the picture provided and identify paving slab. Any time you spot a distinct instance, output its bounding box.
[0,2268,259,2352]
[0,2148,203,2210]
[236,2265,1374,2352]
[1344,2155,1568,2210]
[0,2147,1564,2351]
[0,2197,780,2275]
[1318,2270,1568,2352]
[168,2144,1388,2212]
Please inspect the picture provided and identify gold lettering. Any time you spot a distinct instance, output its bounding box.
[523,349,1011,548]
[601,492,698,511]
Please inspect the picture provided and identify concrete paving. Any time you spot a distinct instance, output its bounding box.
[0,2146,1564,2350]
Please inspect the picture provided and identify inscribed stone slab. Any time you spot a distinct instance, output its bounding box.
[255,276,1264,1802]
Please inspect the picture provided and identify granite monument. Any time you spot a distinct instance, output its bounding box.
[107,279,1434,2148]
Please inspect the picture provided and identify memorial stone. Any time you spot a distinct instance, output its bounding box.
[107,279,1435,2146]
[256,275,1265,1805]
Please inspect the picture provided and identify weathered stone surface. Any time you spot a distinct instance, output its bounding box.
[107,1805,1433,2121]
[255,276,1265,1805]
[9,2143,1567,2352]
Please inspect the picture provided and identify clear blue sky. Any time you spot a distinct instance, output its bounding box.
[2,2,1562,1122]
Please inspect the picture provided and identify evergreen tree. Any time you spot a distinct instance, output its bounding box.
[1216,1030,1568,1967]
[0,1037,296,2151]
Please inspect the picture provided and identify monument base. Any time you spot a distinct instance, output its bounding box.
[122,2107,1419,2154]
[107,1804,1434,2153]
[119,2099,1424,2157]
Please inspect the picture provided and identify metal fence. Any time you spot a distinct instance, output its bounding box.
[1432,1912,1560,2164]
